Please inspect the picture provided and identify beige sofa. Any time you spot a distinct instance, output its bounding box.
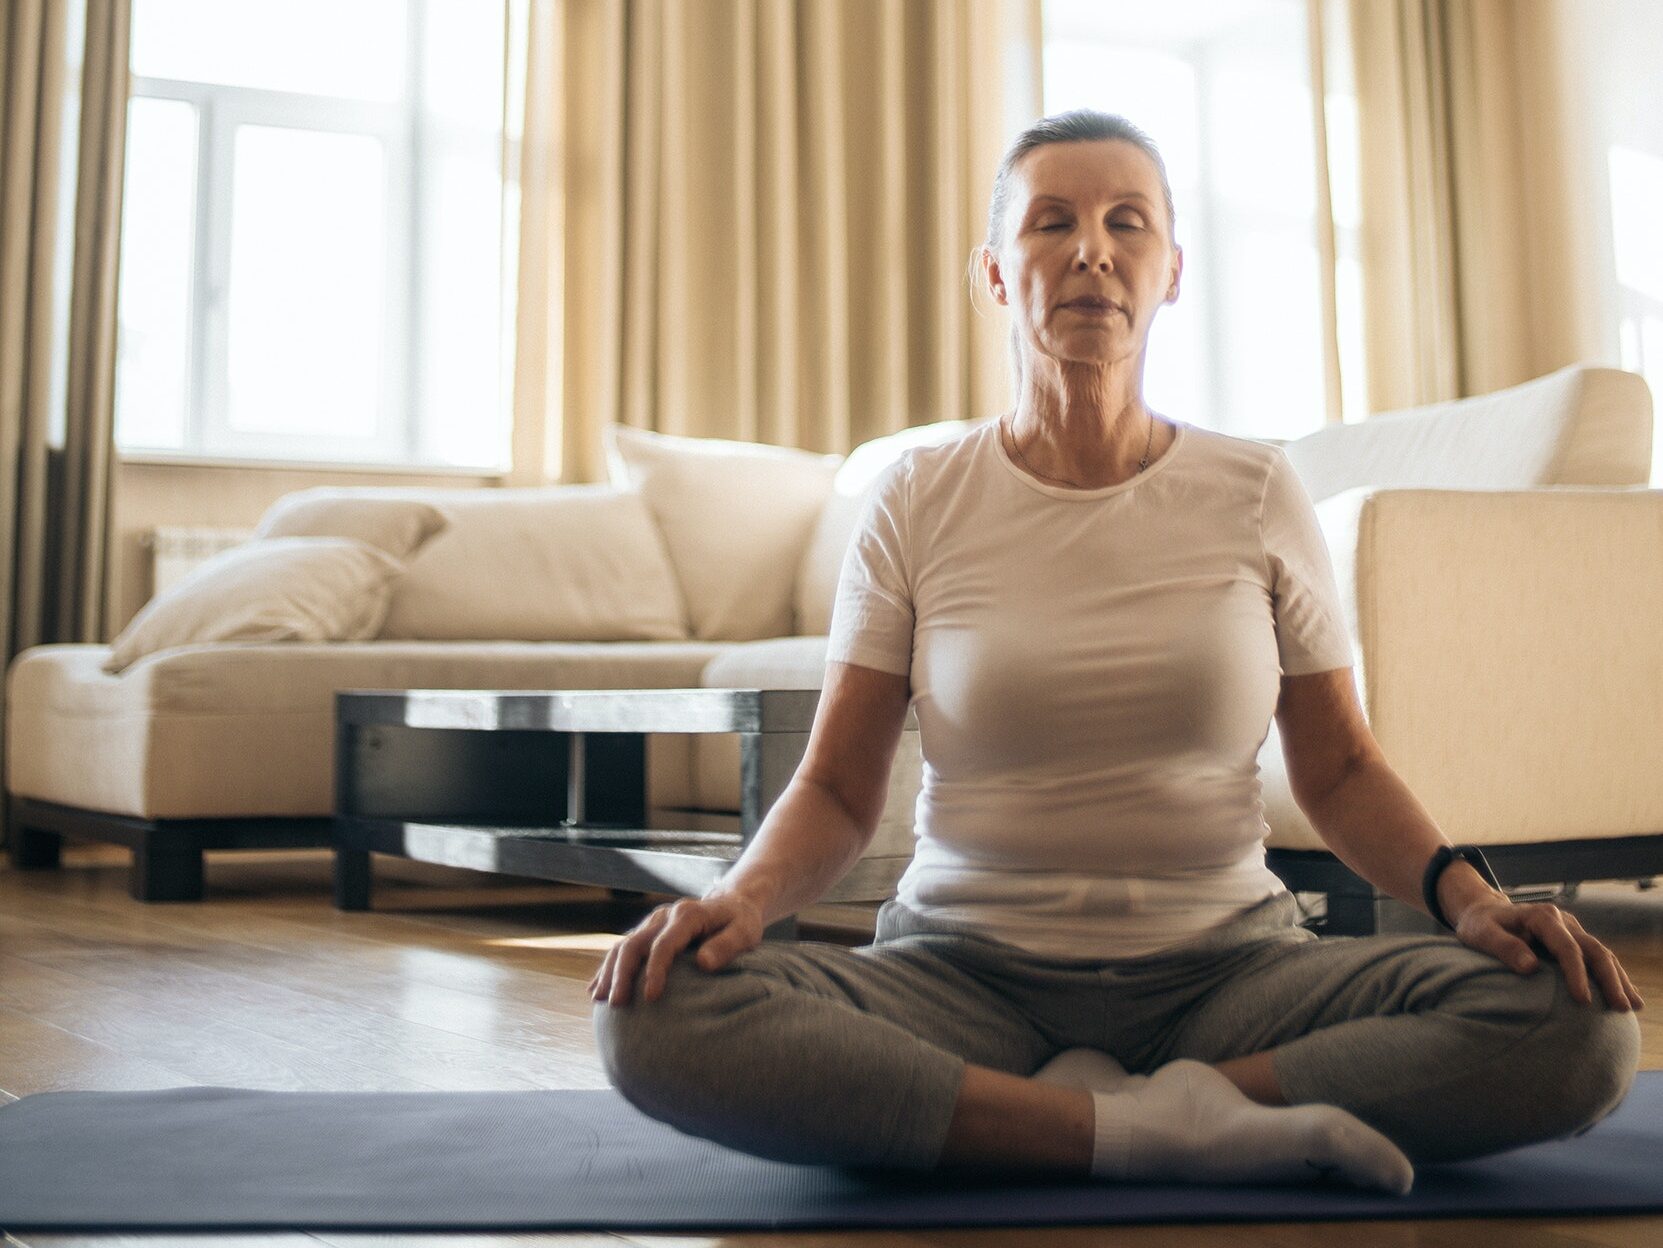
[7,364,1659,930]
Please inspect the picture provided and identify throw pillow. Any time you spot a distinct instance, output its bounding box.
[253,490,450,560]
[104,537,406,674]
[604,424,841,641]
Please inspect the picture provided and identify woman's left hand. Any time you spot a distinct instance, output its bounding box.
[1454,899,1645,1012]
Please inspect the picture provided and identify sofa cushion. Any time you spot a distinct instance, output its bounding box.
[104,538,405,675]
[794,420,977,635]
[260,485,688,642]
[604,424,840,642]
[1282,364,1653,503]
[6,641,727,820]
[253,491,450,560]
[382,486,689,642]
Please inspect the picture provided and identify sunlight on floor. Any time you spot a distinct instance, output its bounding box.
[484,931,623,953]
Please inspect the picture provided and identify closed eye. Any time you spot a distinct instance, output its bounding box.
[1038,221,1142,232]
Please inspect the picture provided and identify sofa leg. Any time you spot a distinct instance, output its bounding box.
[334,848,372,911]
[7,825,61,870]
[130,845,204,902]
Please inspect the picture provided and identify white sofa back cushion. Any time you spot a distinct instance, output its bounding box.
[105,537,404,674]
[382,486,688,641]
[794,419,978,635]
[1283,364,1653,503]
[604,424,841,642]
[253,485,689,642]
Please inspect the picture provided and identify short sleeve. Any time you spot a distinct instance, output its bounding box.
[825,454,915,676]
[1260,449,1354,676]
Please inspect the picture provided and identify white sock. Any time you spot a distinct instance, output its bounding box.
[1088,1059,1414,1195]
[1030,1048,1140,1093]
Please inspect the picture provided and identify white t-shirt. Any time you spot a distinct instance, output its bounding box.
[826,416,1354,959]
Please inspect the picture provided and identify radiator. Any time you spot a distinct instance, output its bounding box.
[144,526,254,598]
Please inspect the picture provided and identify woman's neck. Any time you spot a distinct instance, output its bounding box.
[1009,358,1157,486]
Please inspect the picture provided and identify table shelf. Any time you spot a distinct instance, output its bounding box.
[333,687,917,939]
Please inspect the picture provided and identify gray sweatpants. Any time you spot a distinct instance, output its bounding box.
[592,892,1639,1170]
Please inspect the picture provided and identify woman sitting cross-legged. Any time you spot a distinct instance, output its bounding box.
[588,109,1642,1195]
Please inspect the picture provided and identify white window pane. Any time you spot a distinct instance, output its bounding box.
[131,0,407,101]
[1335,252,1369,422]
[1211,73,1314,219]
[1610,145,1663,305]
[1218,226,1326,438]
[416,149,506,467]
[414,0,511,469]
[422,0,506,129]
[1042,43,1200,192]
[226,125,386,439]
[1640,314,1663,487]
[115,95,198,451]
[1143,279,1206,428]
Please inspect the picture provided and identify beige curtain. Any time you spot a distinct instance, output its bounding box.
[513,0,1043,484]
[1,0,128,843]
[1332,0,1597,412]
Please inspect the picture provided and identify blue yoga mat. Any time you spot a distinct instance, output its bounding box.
[1,1072,1660,1231]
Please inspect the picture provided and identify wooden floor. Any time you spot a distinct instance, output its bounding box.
[2,843,1661,1248]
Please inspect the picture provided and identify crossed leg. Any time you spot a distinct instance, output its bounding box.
[1154,928,1641,1163]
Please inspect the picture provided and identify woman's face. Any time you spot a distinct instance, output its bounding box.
[985,139,1182,375]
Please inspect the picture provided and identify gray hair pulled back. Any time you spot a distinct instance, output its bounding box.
[969,110,1177,391]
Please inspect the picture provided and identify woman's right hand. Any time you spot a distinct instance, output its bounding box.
[587,893,766,1008]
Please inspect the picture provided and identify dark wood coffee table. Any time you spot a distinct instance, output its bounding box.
[331,688,915,940]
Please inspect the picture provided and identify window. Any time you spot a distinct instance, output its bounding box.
[1608,145,1663,485]
[1042,0,1359,439]
[116,0,518,470]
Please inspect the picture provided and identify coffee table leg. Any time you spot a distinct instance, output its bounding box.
[334,848,372,910]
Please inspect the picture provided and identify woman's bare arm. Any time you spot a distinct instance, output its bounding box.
[1278,668,1642,1010]
[1276,668,1466,911]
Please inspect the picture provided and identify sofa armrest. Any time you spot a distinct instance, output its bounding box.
[1328,485,1663,844]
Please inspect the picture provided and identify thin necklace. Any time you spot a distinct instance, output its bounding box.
[1004,409,1157,488]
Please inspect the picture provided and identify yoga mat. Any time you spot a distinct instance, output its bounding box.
[2,1072,1661,1231]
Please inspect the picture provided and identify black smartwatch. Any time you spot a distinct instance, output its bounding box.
[1421,844,1503,930]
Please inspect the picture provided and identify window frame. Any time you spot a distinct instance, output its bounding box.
[117,4,507,472]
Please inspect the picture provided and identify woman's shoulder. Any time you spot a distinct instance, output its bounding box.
[1174,421,1286,467]
[848,420,988,492]
[1164,422,1289,502]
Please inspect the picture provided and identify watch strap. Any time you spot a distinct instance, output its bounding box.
[1422,844,1502,930]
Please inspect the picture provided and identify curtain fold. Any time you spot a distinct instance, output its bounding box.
[2,0,125,655]
[1,0,128,846]
[515,0,1041,483]
[1335,0,1597,412]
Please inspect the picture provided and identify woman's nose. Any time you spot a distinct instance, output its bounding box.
[1074,231,1115,271]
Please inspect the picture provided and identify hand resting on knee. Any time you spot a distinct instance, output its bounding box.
[588,895,765,1008]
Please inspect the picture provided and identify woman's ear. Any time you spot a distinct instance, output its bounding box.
[982,247,1007,303]
[1165,245,1184,303]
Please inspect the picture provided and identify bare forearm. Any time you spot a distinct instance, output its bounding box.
[702,777,873,927]
[1305,760,1506,924]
